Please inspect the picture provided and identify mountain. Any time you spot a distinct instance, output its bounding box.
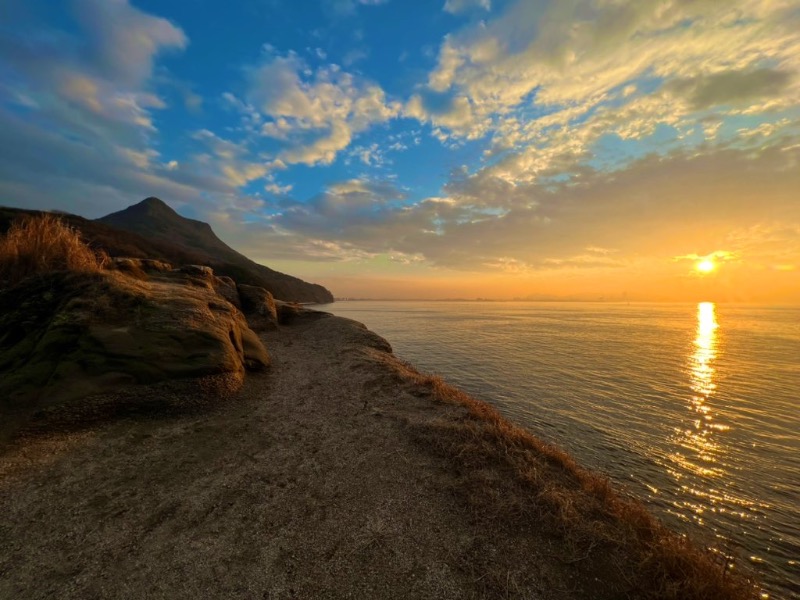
[0,199,333,303]
[99,197,248,265]
[97,197,333,303]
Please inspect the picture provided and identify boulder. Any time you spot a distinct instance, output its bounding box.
[237,284,278,331]
[274,300,302,325]
[274,299,330,325]
[139,258,173,272]
[213,275,241,309]
[109,257,173,278]
[180,264,214,277]
[0,269,269,411]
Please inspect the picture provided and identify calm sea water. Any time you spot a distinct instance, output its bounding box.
[320,301,800,599]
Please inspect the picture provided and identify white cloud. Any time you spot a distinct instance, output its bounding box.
[324,0,389,16]
[0,0,277,224]
[347,143,386,166]
[74,0,187,86]
[244,51,400,165]
[342,48,369,67]
[443,0,490,15]
[116,147,160,169]
[405,93,490,141]
[413,0,800,182]
[265,182,293,195]
[191,129,271,187]
[0,0,217,219]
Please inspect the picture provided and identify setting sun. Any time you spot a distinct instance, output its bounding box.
[696,260,716,273]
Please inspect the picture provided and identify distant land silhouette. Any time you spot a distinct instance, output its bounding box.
[0,198,333,303]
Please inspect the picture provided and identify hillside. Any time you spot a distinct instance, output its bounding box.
[0,200,333,303]
[98,197,245,264]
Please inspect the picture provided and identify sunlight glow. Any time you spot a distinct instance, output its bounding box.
[696,259,716,273]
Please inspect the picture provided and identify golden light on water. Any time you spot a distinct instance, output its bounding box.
[667,305,772,582]
[670,302,728,481]
[692,302,718,398]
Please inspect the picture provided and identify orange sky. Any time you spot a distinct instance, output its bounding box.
[245,146,800,302]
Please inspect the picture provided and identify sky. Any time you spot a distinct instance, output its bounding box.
[1,0,799,302]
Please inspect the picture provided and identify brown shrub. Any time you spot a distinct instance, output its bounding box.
[0,214,108,285]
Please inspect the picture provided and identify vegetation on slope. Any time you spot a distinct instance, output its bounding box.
[0,214,107,285]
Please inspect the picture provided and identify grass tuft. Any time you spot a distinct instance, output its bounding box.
[0,214,108,285]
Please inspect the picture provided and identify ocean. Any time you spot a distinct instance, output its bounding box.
[320,301,800,599]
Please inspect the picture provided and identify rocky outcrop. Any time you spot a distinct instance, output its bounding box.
[111,257,172,274]
[274,300,331,325]
[213,275,241,309]
[238,284,279,331]
[0,265,269,412]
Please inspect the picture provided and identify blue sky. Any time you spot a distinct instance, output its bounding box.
[1,0,799,300]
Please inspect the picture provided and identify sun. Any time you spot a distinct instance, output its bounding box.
[696,259,716,273]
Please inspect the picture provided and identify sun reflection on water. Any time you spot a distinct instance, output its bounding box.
[692,302,718,398]
[670,302,728,481]
[665,303,773,592]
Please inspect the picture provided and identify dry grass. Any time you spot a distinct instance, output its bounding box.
[0,214,108,285]
[399,371,759,600]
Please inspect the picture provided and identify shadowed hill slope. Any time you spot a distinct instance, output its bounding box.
[98,197,241,263]
[0,200,333,303]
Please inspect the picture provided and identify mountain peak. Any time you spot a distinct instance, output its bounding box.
[129,197,177,217]
[141,196,168,208]
[99,197,187,231]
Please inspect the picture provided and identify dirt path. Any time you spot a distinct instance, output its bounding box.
[0,316,594,599]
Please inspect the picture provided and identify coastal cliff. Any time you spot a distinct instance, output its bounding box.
[0,312,757,599]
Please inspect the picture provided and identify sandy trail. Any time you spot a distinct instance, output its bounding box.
[0,316,585,599]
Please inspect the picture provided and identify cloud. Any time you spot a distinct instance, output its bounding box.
[0,1,261,219]
[324,0,389,16]
[264,181,293,195]
[669,68,794,110]
[231,144,800,279]
[405,92,489,140]
[0,0,188,141]
[243,50,400,165]
[0,104,224,217]
[443,0,490,15]
[347,143,387,166]
[73,0,187,86]
[410,0,800,181]
[190,129,273,188]
[342,47,369,67]
[673,251,737,263]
